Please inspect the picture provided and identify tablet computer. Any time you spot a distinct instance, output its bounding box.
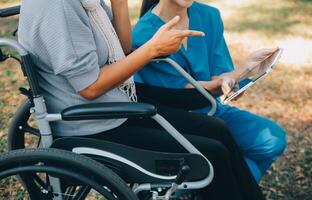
[223,48,283,104]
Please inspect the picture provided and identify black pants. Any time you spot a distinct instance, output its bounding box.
[89,105,264,200]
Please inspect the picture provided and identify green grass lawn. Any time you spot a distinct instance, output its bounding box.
[0,0,311,199]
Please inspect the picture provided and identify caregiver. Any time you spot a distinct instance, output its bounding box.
[134,0,287,182]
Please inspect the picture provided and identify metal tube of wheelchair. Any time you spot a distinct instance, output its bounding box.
[147,114,214,189]
[152,58,217,116]
[0,38,28,56]
[49,177,63,200]
[33,97,54,148]
[0,38,61,199]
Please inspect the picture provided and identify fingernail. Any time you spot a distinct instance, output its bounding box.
[174,16,180,21]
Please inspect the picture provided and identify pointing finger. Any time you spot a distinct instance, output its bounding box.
[177,30,205,38]
[161,16,181,31]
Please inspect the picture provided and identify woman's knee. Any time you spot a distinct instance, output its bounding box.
[254,121,287,160]
[269,124,287,157]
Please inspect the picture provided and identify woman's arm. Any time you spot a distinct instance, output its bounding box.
[110,0,132,54]
[80,16,205,100]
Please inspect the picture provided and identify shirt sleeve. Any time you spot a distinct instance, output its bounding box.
[210,10,234,76]
[35,0,100,92]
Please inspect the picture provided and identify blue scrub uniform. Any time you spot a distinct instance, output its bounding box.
[132,2,287,182]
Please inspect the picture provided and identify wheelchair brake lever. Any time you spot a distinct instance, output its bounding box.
[164,165,191,199]
[175,165,191,185]
[150,165,191,200]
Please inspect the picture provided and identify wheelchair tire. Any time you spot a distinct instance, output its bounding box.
[0,148,139,200]
[8,98,40,150]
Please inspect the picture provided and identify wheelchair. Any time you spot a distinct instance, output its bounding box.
[0,5,219,200]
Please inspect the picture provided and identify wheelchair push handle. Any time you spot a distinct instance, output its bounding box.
[0,38,40,97]
[0,5,20,18]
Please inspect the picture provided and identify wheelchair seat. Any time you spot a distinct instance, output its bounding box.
[52,137,210,184]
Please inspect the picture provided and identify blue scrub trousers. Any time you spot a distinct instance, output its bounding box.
[213,104,287,182]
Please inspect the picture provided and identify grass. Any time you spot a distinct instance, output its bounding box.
[222,0,312,39]
[0,0,311,199]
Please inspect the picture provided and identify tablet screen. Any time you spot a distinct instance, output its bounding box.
[238,78,253,88]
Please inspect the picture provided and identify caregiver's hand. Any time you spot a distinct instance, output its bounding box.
[219,76,236,97]
[233,47,279,81]
[147,16,205,57]
[185,77,236,98]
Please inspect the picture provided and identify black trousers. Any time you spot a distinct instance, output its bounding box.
[89,105,265,200]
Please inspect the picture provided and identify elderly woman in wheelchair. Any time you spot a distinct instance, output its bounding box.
[0,0,266,199]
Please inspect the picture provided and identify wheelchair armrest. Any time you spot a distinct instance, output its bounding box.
[61,102,157,121]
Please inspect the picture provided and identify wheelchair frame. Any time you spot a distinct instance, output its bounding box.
[0,4,220,199]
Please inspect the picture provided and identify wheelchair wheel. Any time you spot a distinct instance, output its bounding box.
[8,99,40,150]
[0,148,139,200]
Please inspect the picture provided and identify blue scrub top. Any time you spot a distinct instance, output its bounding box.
[132,2,234,89]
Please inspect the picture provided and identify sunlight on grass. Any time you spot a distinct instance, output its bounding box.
[206,0,312,67]
[0,0,19,8]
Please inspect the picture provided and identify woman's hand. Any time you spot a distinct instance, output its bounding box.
[211,74,237,97]
[235,47,279,80]
[79,16,203,100]
[219,76,236,97]
[147,16,205,57]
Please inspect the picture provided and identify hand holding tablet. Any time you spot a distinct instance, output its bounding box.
[222,47,283,104]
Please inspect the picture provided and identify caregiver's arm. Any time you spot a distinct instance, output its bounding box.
[110,0,132,53]
[80,17,205,100]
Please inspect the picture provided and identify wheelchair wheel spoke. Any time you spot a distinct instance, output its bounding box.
[64,186,77,200]
[72,186,91,200]
[32,173,49,189]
